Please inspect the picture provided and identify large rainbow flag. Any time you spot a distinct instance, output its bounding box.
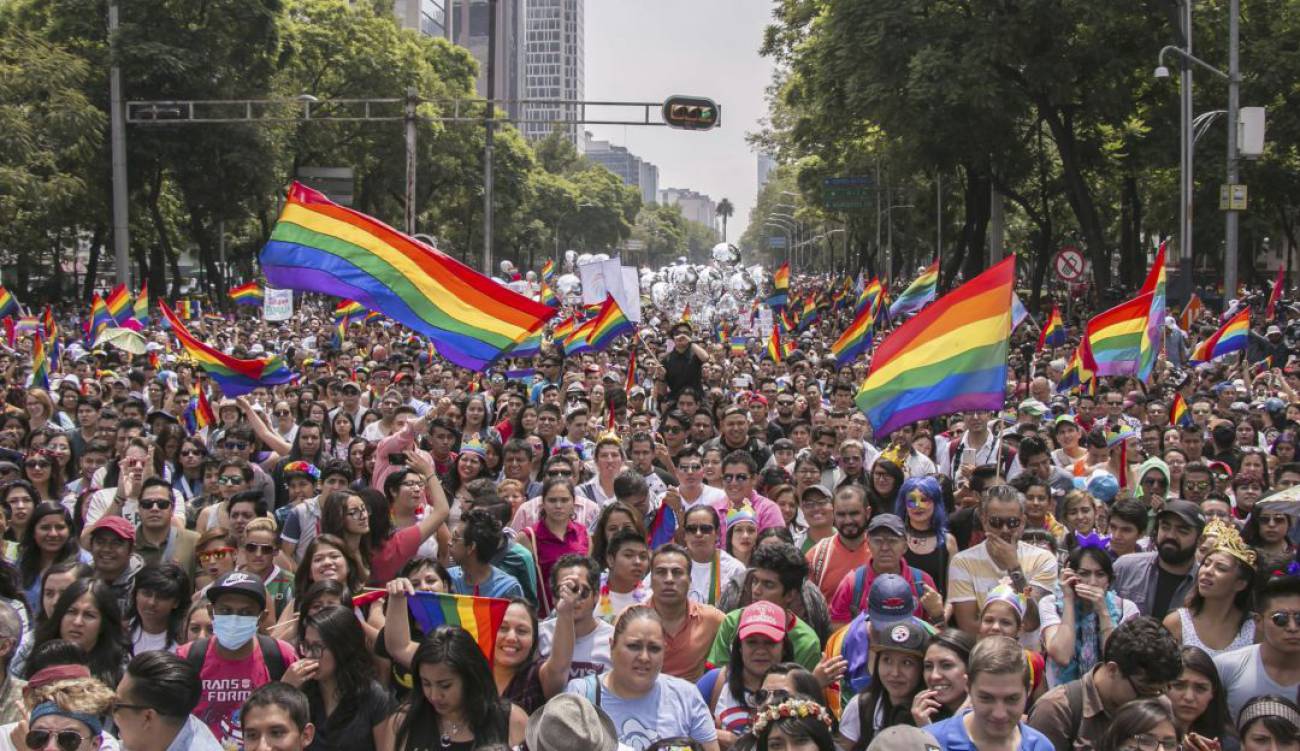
[830,304,875,366]
[1081,293,1153,377]
[856,257,1014,438]
[563,317,597,356]
[0,287,17,319]
[160,302,293,396]
[407,591,510,661]
[104,284,133,324]
[260,182,556,370]
[133,287,150,326]
[586,295,635,350]
[1137,243,1167,381]
[1190,307,1250,364]
[888,260,939,319]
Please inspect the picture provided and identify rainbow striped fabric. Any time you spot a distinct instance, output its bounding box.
[105,284,132,324]
[186,389,215,433]
[1056,337,1096,394]
[767,262,790,309]
[0,286,16,319]
[228,282,263,305]
[766,323,788,363]
[539,280,558,308]
[1190,307,1250,364]
[406,592,510,661]
[29,334,49,390]
[1038,305,1065,351]
[586,295,635,350]
[1082,293,1152,377]
[260,182,555,370]
[133,287,150,326]
[334,300,366,320]
[830,304,874,366]
[1170,393,1192,427]
[1137,243,1167,380]
[504,329,543,359]
[681,304,692,323]
[541,258,556,284]
[160,301,293,396]
[888,260,939,319]
[1267,265,1286,320]
[563,317,597,356]
[856,257,1014,437]
[89,294,113,339]
[1179,293,1204,331]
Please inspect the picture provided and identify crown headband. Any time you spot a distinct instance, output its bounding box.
[750,699,833,737]
[1202,519,1257,567]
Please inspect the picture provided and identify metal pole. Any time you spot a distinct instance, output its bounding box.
[482,0,498,274]
[405,87,418,236]
[1224,0,1240,300]
[936,172,942,266]
[885,185,893,283]
[218,219,226,290]
[875,162,882,277]
[108,0,131,288]
[1180,0,1195,299]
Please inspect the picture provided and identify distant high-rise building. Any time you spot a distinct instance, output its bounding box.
[757,153,777,190]
[660,188,717,232]
[394,0,448,38]
[446,0,526,121]
[523,0,584,143]
[583,132,659,205]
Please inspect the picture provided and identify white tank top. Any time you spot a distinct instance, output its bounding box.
[1177,607,1255,657]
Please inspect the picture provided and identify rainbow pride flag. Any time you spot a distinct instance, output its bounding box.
[160,301,293,396]
[1267,265,1286,320]
[1190,307,1250,364]
[888,260,939,319]
[1057,337,1096,394]
[260,182,556,370]
[541,258,556,284]
[407,592,510,661]
[830,304,875,366]
[856,257,1014,437]
[89,294,113,339]
[586,295,635,350]
[29,334,49,390]
[1179,293,1204,331]
[0,287,17,319]
[228,282,263,305]
[681,304,692,323]
[1137,243,1167,381]
[729,336,749,356]
[334,299,365,321]
[1170,393,1192,427]
[1038,305,1065,351]
[766,323,788,363]
[1082,293,1153,377]
[564,317,597,356]
[505,329,543,359]
[133,287,150,326]
[767,262,790,309]
[187,389,215,433]
[105,284,132,324]
[539,280,558,308]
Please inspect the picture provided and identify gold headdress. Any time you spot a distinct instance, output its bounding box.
[1202,519,1257,567]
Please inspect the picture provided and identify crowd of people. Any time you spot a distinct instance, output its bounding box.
[0,277,1296,751]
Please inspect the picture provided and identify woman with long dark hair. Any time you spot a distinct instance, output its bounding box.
[1166,646,1239,751]
[172,436,209,503]
[1163,520,1256,657]
[126,562,191,654]
[698,601,796,744]
[751,697,835,751]
[865,459,904,517]
[520,477,589,616]
[283,605,394,751]
[319,490,374,582]
[18,502,86,610]
[1,480,37,549]
[839,619,928,750]
[385,625,527,750]
[910,628,975,727]
[1095,698,1183,751]
[22,448,65,504]
[31,577,129,687]
[1042,544,1140,687]
[1236,695,1300,751]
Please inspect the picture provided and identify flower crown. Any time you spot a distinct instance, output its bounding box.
[751,699,833,737]
[1202,519,1257,567]
[282,461,320,481]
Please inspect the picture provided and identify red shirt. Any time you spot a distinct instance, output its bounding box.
[528,520,589,614]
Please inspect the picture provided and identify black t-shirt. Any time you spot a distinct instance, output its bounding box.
[664,347,704,398]
[1151,565,1184,620]
[306,679,393,751]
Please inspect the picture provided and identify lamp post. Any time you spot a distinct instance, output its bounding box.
[884,203,914,283]
[764,221,793,264]
[771,211,802,265]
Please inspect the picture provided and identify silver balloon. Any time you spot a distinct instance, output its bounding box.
[651,281,672,308]
[555,273,581,298]
[500,260,517,275]
[639,270,656,290]
[564,250,578,270]
[576,253,594,267]
[712,242,742,266]
[592,253,609,262]
[728,271,756,298]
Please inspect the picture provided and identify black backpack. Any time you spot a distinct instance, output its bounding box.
[185,635,288,681]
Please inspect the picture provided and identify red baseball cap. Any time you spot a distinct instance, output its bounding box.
[89,515,135,542]
[737,601,788,642]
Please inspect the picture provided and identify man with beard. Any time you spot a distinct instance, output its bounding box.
[805,485,872,602]
[1112,500,1205,619]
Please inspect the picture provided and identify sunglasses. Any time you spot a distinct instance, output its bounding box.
[984,516,1023,531]
[273,410,292,417]
[1259,514,1290,526]
[224,442,249,451]
[197,547,235,562]
[753,688,791,707]
[244,542,276,556]
[722,473,750,483]
[684,524,715,535]
[25,730,87,751]
[1268,610,1300,628]
[180,449,204,457]
[218,476,244,486]
[546,469,574,478]
[139,499,172,510]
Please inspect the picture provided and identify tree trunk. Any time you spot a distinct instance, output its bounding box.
[83,224,106,301]
[951,163,992,287]
[1041,107,1110,292]
[146,169,170,299]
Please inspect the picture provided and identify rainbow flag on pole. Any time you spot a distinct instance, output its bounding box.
[228,282,264,305]
[1190,307,1250,364]
[260,182,556,370]
[1170,393,1192,427]
[586,295,635,350]
[159,301,293,396]
[104,284,132,324]
[541,259,556,284]
[133,287,150,326]
[0,287,17,320]
[1037,305,1065,351]
[29,334,50,390]
[89,294,113,339]
[1267,265,1286,320]
[830,304,875,366]
[1081,293,1153,377]
[767,262,790,309]
[887,260,939,319]
[406,592,510,662]
[856,257,1014,437]
[1137,243,1167,381]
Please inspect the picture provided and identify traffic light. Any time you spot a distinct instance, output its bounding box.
[662,96,720,131]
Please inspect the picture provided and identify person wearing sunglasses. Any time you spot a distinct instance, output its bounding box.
[948,484,1058,635]
[22,688,113,751]
[239,518,294,620]
[133,477,199,581]
[1213,574,1300,722]
[110,650,223,751]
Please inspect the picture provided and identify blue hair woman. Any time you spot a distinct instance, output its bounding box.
[894,476,956,595]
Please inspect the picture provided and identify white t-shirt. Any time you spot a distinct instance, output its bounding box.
[1214,644,1300,721]
[688,552,746,605]
[84,486,187,529]
[539,617,614,680]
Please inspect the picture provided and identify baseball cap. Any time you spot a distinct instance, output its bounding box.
[1267,324,1283,335]
[208,570,268,609]
[800,484,833,504]
[868,726,941,751]
[867,618,929,657]
[339,382,361,394]
[89,515,135,542]
[867,573,916,627]
[737,601,788,642]
[1158,499,1207,531]
[565,382,586,394]
[867,514,906,537]
[1017,398,1048,416]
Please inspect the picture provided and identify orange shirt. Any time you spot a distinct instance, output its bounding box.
[806,535,872,603]
[660,600,725,682]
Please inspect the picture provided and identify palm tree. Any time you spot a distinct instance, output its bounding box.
[716,198,735,242]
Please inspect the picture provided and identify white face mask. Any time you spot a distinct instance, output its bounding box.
[211,614,259,650]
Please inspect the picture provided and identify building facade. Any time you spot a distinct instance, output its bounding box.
[584,132,659,205]
[660,187,717,232]
[446,0,527,121]
[523,0,585,143]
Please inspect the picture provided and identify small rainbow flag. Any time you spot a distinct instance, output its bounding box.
[1190,307,1250,364]
[681,304,692,323]
[1179,293,1204,332]
[857,257,1014,437]
[766,323,788,363]
[333,315,349,348]
[1170,393,1192,427]
[779,307,797,333]
[888,260,939,319]
[406,591,510,662]
[0,287,16,319]
[30,334,49,390]
[552,315,576,342]
[160,301,293,396]
[799,296,818,330]
[89,294,113,339]
[260,182,555,370]
[335,299,366,320]
[1267,265,1286,321]
[188,389,215,433]
[539,280,558,308]
[105,284,133,324]
[228,282,264,305]
[541,258,556,283]
[830,304,875,367]
[1137,243,1167,381]
[564,317,597,356]
[586,295,635,350]
[729,335,749,355]
[1037,305,1065,352]
[133,287,150,326]
[767,262,790,309]
[1057,336,1096,394]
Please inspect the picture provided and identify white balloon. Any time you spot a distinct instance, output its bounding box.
[500,260,516,274]
[651,281,672,308]
[593,253,610,262]
[564,250,578,270]
[576,253,594,267]
[556,273,581,297]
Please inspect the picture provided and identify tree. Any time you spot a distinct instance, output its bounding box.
[716,198,734,241]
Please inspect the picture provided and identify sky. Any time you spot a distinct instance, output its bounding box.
[584,0,777,240]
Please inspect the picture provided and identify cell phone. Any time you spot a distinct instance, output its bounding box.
[388,453,407,465]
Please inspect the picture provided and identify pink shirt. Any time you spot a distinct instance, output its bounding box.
[177,637,298,749]
[527,520,589,615]
[827,558,935,624]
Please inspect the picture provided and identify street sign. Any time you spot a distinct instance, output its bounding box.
[1054,246,1086,282]
[822,176,874,188]
[768,235,787,249]
[1219,184,1248,211]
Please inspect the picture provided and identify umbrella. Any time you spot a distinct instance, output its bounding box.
[93,327,146,355]
[1255,485,1300,517]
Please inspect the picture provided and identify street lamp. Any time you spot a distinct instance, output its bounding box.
[764,221,792,263]
[770,212,803,265]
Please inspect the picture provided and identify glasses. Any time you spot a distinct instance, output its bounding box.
[684,524,715,535]
[800,497,832,508]
[1126,676,1171,698]
[1125,733,1180,751]
[25,730,88,751]
[180,449,204,457]
[218,476,244,486]
[753,688,791,708]
[546,469,574,478]
[244,542,276,556]
[345,508,369,519]
[139,499,172,510]
[24,460,50,469]
[111,699,149,715]
[663,425,684,434]
[722,473,750,483]
[197,547,235,563]
[273,410,292,417]
[1259,514,1290,526]
[1140,477,1168,488]
[1268,610,1300,628]
[224,441,249,451]
[984,516,1023,531]
[871,470,893,480]
[678,464,702,473]
[400,480,425,489]
[1184,479,1211,491]
[298,641,327,658]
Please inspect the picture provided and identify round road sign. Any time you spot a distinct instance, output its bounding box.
[1054,246,1086,282]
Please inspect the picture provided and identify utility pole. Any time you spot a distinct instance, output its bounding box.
[482,0,498,275]
[1180,0,1195,299]
[108,0,131,288]
[1224,0,1241,299]
[405,87,418,236]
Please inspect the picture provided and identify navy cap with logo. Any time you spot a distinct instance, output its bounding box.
[208,570,267,609]
[867,573,915,627]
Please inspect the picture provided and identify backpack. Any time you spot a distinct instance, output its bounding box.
[185,635,287,682]
[849,566,927,618]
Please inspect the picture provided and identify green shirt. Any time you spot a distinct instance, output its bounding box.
[707,607,822,671]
